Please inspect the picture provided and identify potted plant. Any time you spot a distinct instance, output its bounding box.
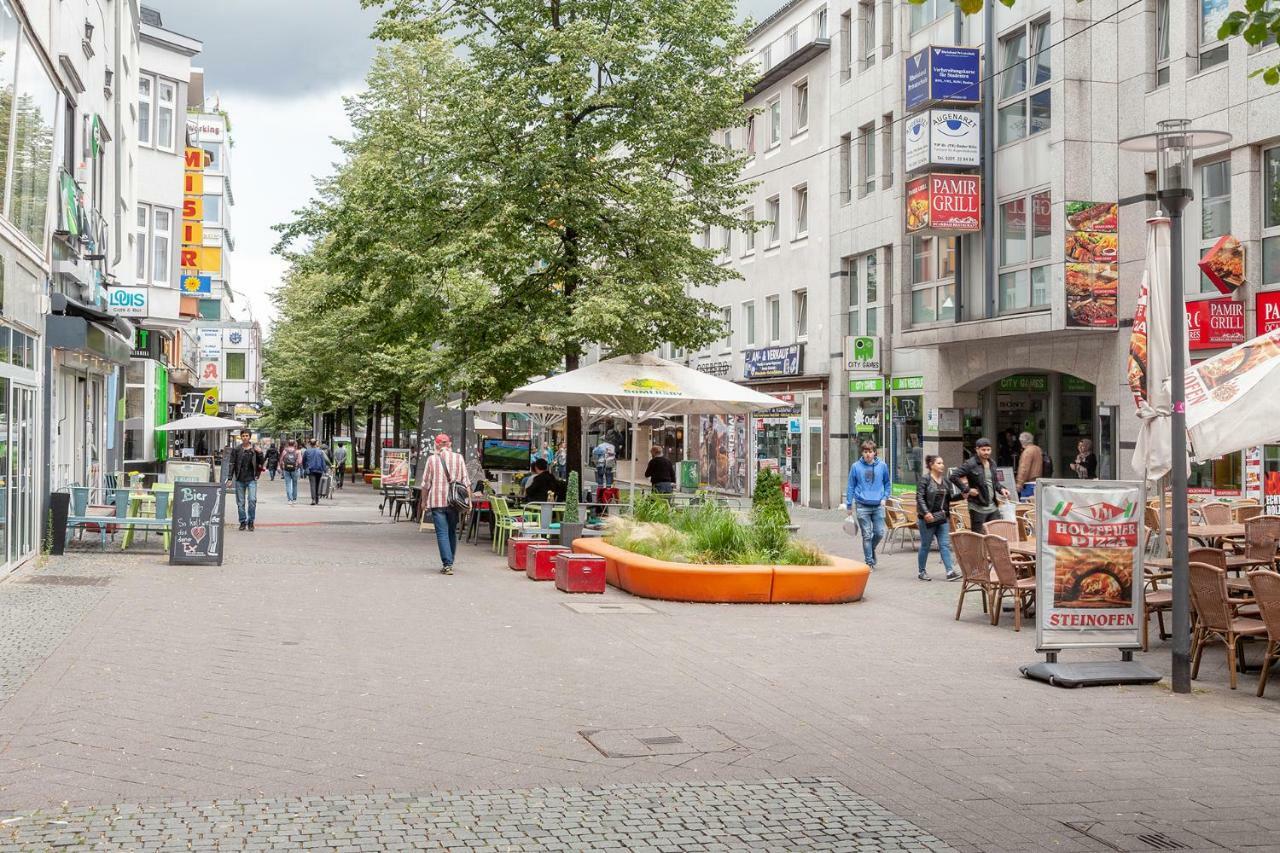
[560,470,583,546]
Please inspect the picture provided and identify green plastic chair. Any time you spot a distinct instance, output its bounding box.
[490,495,538,555]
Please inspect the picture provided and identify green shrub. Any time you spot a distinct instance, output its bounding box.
[605,502,829,566]
[632,492,674,525]
[750,518,790,561]
[780,539,827,566]
[752,468,790,526]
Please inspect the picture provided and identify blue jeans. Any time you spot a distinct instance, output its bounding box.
[596,465,614,487]
[653,482,674,494]
[431,507,459,568]
[855,503,886,566]
[917,519,955,576]
[234,479,258,525]
[268,467,277,481]
[282,469,300,501]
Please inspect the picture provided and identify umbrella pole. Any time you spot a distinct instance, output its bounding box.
[630,399,639,509]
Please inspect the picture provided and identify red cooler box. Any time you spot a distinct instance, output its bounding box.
[507,536,549,571]
[554,553,606,594]
[525,545,570,581]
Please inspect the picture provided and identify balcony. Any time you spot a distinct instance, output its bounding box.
[748,9,830,97]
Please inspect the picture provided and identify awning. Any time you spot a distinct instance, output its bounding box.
[46,315,132,365]
[50,292,135,341]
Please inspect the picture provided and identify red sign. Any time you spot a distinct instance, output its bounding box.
[905,173,981,233]
[1186,297,1245,351]
[1258,291,1280,337]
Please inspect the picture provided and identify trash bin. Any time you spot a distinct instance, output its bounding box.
[48,492,70,556]
[678,460,699,492]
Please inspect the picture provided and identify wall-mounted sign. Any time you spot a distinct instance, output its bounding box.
[107,286,148,317]
[1064,201,1120,330]
[224,329,245,347]
[904,45,981,111]
[743,344,802,380]
[890,376,924,392]
[1199,235,1244,295]
[849,377,885,394]
[1187,296,1245,350]
[180,246,222,274]
[1258,291,1280,337]
[199,360,221,383]
[906,173,981,233]
[182,220,204,245]
[198,327,222,359]
[185,118,224,143]
[184,171,204,196]
[131,327,163,360]
[996,374,1050,393]
[181,273,213,295]
[696,360,731,377]
[182,196,203,220]
[904,109,980,173]
[844,335,881,372]
[202,386,219,416]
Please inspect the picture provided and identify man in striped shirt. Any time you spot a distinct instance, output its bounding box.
[421,433,468,575]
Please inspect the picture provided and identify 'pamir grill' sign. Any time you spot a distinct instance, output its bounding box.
[905,173,981,234]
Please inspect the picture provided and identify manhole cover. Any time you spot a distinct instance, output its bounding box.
[580,726,741,758]
[1063,821,1212,851]
[562,601,657,614]
[18,575,110,587]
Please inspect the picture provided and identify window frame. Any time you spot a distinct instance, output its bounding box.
[746,115,756,158]
[839,133,852,204]
[767,295,781,344]
[1154,0,1171,87]
[743,300,757,347]
[151,206,172,286]
[766,194,781,247]
[225,351,247,381]
[137,74,153,147]
[909,236,958,326]
[880,114,894,189]
[996,17,1052,147]
[910,0,947,33]
[1197,159,1233,295]
[847,253,881,336]
[156,78,176,152]
[793,289,808,340]
[792,78,809,134]
[742,206,756,256]
[858,123,876,196]
[860,0,877,68]
[1198,0,1230,72]
[793,184,808,239]
[135,204,149,283]
[1263,146,1280,287]
[996,189,1053,314]
[840,11,853,81]
[766,95,782,149]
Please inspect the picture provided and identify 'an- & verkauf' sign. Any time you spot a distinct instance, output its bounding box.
[744,344,802,380]
[905,173,981,233]
[904,46,981,111]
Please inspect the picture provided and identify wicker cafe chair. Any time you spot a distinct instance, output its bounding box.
[1239,518,1280,572]
[1246,570,1280,697]
[1235,505,1264,524]
[952,531,996,623]
[883,503,919,552]
[949,506,969,533]
[1143,506,1163,556]
[985,535,1036,632]
[982,519,1019,541]
[1199,502,1233,526]
[1189,562,1266,690]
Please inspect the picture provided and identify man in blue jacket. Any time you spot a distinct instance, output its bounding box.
[844,440,891,569]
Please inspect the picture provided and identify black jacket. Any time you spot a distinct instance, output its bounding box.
[644,456,676,485]
[915,474,953,524]
[524,471,565,502]
[949,456,1004,506]
[228,445,264,483]
[265,446,280,468]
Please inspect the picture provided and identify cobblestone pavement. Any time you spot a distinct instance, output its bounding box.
[0,483,1277,851]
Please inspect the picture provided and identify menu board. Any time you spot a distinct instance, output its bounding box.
[169,483,227,566]
[1064,201,1119,329]
[381,448,411,486]
[1036,479,1145,651]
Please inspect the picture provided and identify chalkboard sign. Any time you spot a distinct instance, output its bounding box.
[169,482,227,565]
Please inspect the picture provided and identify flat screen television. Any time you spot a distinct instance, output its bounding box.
[481,438,532,471]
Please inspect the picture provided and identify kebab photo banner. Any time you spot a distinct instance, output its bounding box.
[1064,201,1119,329]
[1186,328,1280,463]
[1036,479,1146,651]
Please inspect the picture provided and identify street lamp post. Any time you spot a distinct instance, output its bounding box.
[1121,119,1231,694]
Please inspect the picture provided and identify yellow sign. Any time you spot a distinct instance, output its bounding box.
[184,171,204,195]
[180,246,221,274]
[202,387,219,416]
[621,378,681,396]
[182,220,203,245]
[185,147,209,170]
[183,195,203,220]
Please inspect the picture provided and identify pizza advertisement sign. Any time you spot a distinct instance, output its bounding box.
[1036,480,1146,651]
[1064,201,1120,330]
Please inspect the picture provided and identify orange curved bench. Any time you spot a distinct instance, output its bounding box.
[571,538,869,604]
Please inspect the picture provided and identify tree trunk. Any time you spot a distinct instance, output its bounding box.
[393,392,402,448]
[363,404,374,472]
[417,397,429,454]
[373,401,383,470]
[348,404,357,447]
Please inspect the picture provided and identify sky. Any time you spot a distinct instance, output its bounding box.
[145,0,783,330]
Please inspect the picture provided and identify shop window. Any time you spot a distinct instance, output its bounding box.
[1154,0,1170,86]
[793,184,808,238]
[998,190,1052,313]
[909,236,957,325]
[766,195,780,246]
[848,397,884,460]
[1199,160,1231,293]
[767,96,781,148]
[793,289,808,340]
[1189,453,1242,495]
[891,395,924,489]
[1265,147,1280,285]
[225,352,247,381]
[1199,0,1229,71]
[743,300,756,346]
[767,295,781,343]
[793,79,808,133]
[997,18,1051,146]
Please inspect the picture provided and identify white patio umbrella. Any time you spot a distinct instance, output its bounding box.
[447,399,566,446]
[155,414,244,431]
[507,353,789,495]
[1186,329,1280,461]
[473,417,503,435]
[1131,216,1178,483]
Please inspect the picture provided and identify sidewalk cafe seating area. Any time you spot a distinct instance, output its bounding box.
[65,485,173,551]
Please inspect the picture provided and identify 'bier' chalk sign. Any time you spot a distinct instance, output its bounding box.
[169,483,227,566]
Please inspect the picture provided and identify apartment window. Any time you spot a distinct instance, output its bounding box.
[793,184,808,238]
[746,116,756,157]
[839,134,852,204]
[860,0,876,67]
[1264,147,1280,285]
[152,207,172,285]
[743,301,757,346]
[998,191,1052,313]
[700,222,711,248]
[719,225,731,255]
[910,237,957,324]
[135,206,148,282]
[138,76,152,146]
[722,130,733,149]
[793,80,809,133]
[847,254,879,336]
[840,11,853,80]
[1199,0,1229,71]
[816,7,828,38]
[721,306,733,351]
[767,96,782,148]
[859,124,876,195]
[1199,160,1232,293]
[9,33,57,245]
[997,19,1051,146]
[1155,0,1170,86]
[881,114,894,188]
[793,290,809,340]
[203,193,222,226]
[742,207,756,255]
[767,295,781,343]
[202,141,223,172]
[156,80,176,151]
[225,352,247,381]
[766,195,781,246]
[198,299,221,320]
[910,0,947,32]
[786,26,798,54]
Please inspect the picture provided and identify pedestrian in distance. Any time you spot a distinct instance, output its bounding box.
[1070,438,1097,479]
[915,455,959,582]
[421,433,468,575]
[264,443,280,481]
[334,443,348,489]
[592,437,616,488]
[301,439,328,506]
[226,429,264,531]
[554,442,567,479]
[950,437,1010,533]
[279,439,303,504]
[1015,431,1044,498]
[644,446,676,495]
[843,440,891,570]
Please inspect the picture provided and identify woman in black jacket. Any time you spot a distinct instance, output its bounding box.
[915,455,958,582]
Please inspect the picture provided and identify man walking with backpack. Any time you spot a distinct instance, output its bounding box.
[301,439,328,506]
[279,439,302,504]
[334,443,348,489]
[420,433,469,575]
[226,429,264,531]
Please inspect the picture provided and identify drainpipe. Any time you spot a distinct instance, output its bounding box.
[982,0,996,318]
[952,7,965,321]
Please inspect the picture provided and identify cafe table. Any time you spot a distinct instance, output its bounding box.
[519,500,620,534]
[1188,523,1246,547]
[1007,540,1037,558]
[119,490,157,550]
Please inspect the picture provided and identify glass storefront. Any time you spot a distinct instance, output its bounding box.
[0,377,36,567]
[754,409,800,499]
[1190,453,1243,497]
[1265,446,1280,515]
[890,394,923,490]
